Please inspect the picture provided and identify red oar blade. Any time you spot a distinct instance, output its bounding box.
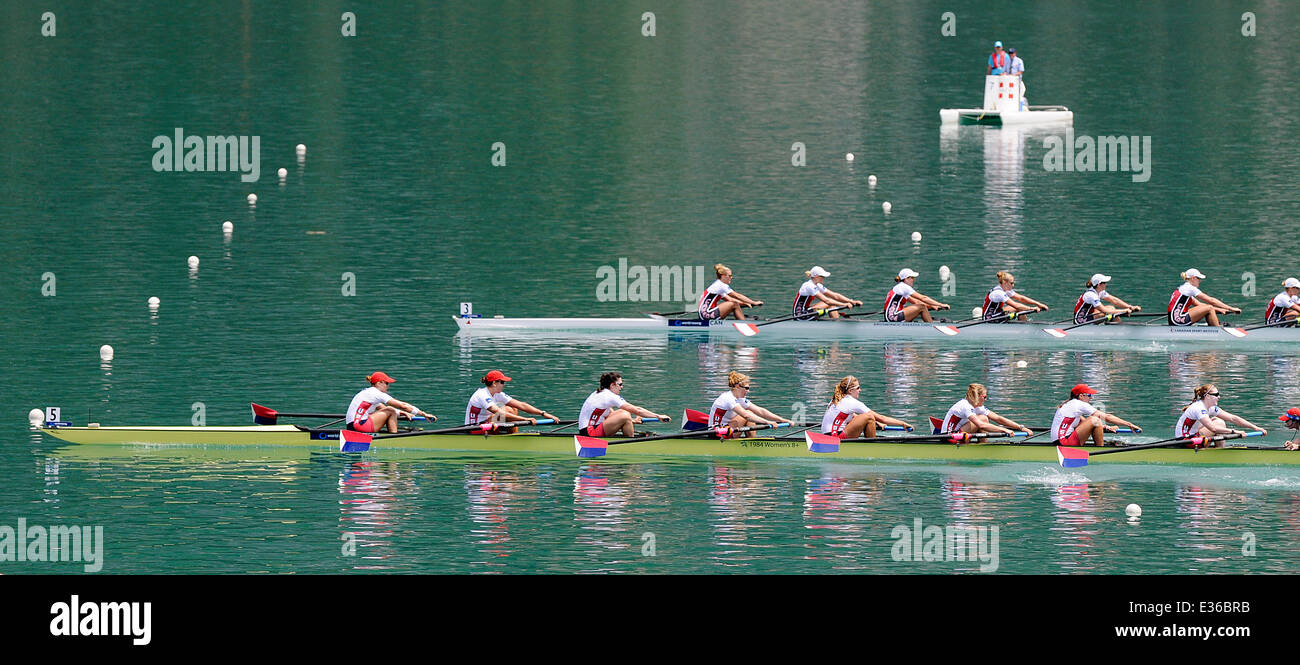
[1042,328,1068,338]
[574,435,609,458]
[682,408,711,431]
[1224,327,1247,338]
[934,325,959,336]
[251,402,278,425]
[1056,445,1089,468]
[340,430,372,453]
[805,431,841,454]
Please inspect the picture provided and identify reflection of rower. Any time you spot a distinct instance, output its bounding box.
[1073,273,1141,324]
[1264,278,1300,326]
[1168,268,1239,326]
[883,269,948,322]
[793,266,861,320]
[820,376,914,438]
[982,271,1048,321]
[1174,384,1266,447]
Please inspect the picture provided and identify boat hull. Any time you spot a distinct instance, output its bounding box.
[38,427,1300,466]
[452,316,1298,345]
[940,108,1073,126]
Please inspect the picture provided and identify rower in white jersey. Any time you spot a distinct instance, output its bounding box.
[820,375,914,438]
[1263,277,1300,326]
[936,383,1032,435]
[1167,268,1240,326]
[1073,273,1141,324]
[1049,383,1140,446]
[981,271,1049,321]
[697,264,763,321]
[578,372,672,437]
[707,371,792,436]
[345,371,436,434]
[792,266,861,320]
[882,268,948,322]
[464,370,557,432]
[1174,383,1266,446]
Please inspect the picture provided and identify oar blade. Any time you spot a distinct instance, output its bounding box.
[733,322,759,336]
[805,431,841,454]
[934,325,959,336]
[340,430,372,453]
[251,403,278,425]
[1224,327,1247,338]
[682,408,710,431]
[574,435,609,458]
[1056,445,1089,468]
[928,416,943,435]
[1042,328,1068,338]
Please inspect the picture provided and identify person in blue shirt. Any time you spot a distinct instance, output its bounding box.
[987,41,1008,75]
[1007,47,1024,76]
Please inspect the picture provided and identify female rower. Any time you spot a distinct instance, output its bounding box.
[938,383,1032,436]
[578,372,672,437]
[345,371,436,434]
[820,376,914,438]
[1263,277,1300,327]
[883,268,949,323]
[698,264,762,321]
[1174,384,1266,446]
[793,266,861,320]
[981,271,1049,321]
[1049,383,1140,446]
[1073,273,1141,325]
[464,370,558,432]
[1168,268,1240,326]
[708,371,793,435]
[1278,407,1300,450]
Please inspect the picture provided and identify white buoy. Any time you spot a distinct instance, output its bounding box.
[296,144,307,155]
[882,202,892,213]
[971,307,982,319]
[910,231,922,242]
[868,175,877,185]
[222,221,233,233]
[1125,503,1142,517]
[188,256,200,269]
[247,193,257,205]
[147,296,160,308]
[939,265,951,281]
[1015,360,1027,368]
[99,345,114,361]
[29,408,44,428]
[277,167,287,178]
[846,153,855,162]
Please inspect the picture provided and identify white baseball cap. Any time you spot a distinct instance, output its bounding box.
[809,266,831,278]
[898,268,920,280]
[1185,268,1207,279]
[1285,277,1300,289]
[1090,273,1112,286]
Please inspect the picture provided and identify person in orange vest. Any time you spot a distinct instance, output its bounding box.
[987,41,1008,75]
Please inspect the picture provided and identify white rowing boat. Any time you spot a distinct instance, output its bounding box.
[940,75,1073,126]
[452,315,1297,345]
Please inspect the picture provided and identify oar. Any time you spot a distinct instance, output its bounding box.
[333,419,564,452]
[1057,431,1262,467]
[373,418,564,439]
[839,309,884,319]
[252,402,434,425]
[733,306,851,336]
[574,422,792,457]
[1042,310,1133,338]
[1223,317,1298,338]
[933,308,1040,336]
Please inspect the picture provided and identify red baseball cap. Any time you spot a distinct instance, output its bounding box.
[1071,383,1099,396]
[483,370,512,383]
[367,371,397,384]
[1278,407,1300,421]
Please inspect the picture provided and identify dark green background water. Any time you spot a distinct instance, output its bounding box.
[2,1,1298,573]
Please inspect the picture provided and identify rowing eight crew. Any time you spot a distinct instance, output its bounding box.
[696,264,1300,328]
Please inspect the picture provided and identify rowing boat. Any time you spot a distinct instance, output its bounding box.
[37,425,1299,466]
[453,315,1298,345]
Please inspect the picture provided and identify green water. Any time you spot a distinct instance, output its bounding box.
[2,1,1299,574]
